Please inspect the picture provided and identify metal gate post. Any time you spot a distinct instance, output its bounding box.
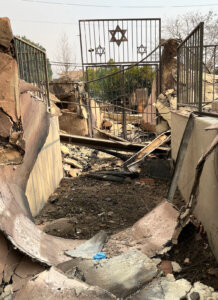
[85,67,93,137]
[198,22,204,112]
[121,66,127,139]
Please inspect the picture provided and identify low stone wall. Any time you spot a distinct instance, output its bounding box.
[26,116,63,217]
[171,111,218,260]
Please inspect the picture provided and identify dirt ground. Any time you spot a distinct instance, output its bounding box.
[35,175,182,239]
[35,148,218,291]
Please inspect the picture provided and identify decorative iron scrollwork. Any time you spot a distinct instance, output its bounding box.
[109,25,128,46]
[137,44,147,55]
[95,45,105,56]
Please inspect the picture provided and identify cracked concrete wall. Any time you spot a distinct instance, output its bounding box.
[26,115,63,217]
[171,111,218,261]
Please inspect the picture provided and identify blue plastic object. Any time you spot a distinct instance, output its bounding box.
[93,252,107,261]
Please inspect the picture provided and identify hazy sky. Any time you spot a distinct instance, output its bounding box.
[1,0,217,74]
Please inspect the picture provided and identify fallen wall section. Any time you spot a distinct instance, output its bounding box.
[171,111,218,260]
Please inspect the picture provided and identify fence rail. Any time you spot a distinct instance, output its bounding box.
[14,37,50,109]
[177,22,204,111]
[202,45,218,106]
[79,18,161,66]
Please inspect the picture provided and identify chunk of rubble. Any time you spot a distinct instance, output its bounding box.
[0,284,13,300]
[14,267,116,300]
[188,282,218,300]
[172,261,182,273]
[57,250,159,298]
[0,17,13,49]
[129,274,192,300]
[61,144,71,155]
[153,89,177,128]
[64,157,83,169]
[65,231,107,259]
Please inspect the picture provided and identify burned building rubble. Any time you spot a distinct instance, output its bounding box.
[0,17,218,300]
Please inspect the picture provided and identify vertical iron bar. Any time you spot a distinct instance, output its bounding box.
[159,19,162,93]
[43,53,51,110]
[121,65,127,139]
[79,21,85,77]
[198,22,204,112]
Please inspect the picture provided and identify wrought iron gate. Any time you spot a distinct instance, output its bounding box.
[14,37,50,110]
[79,19,161,141]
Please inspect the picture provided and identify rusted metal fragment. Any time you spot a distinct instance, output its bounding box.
[122,131,171,170]
[14,267,116,300]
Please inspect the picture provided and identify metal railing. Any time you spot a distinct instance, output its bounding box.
[79,18,161,66]
[177,22,204,111]
[14,37,50,109]
[202,45,218,106]
[84,62,158,141]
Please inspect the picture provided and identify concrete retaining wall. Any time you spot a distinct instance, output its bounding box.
[26,116,63,217]
[171,111,218,260]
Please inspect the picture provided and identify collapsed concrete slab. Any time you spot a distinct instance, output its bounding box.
[129,274,192,300]
[65,230,107,259]
[57,250,159,298]
[129,275,218,300]
[13,267,116,300]
[0,91,85,266]
[104,201,179,258]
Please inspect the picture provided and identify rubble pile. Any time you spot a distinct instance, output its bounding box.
[49,75,79,111]
[61,143,122,178]
[154,88,177,133]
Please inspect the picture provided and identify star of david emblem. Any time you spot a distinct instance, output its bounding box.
[137,44,147,55]
[109,25,128,46]
[95,45,105,56]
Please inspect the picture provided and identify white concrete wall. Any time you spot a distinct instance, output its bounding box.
[171,111,218,260]
[26,116,63,217]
